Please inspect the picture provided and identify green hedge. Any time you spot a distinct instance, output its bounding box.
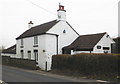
[52,53,119,80]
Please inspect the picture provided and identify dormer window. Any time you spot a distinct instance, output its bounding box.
[34,36,38,46]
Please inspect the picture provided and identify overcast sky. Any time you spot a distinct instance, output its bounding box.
[0,0,119,48]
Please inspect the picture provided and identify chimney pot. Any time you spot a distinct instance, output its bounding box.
[28,21,33,28]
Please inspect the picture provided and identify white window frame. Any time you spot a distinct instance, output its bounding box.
[28,51,31,59]
[34,36,38,45]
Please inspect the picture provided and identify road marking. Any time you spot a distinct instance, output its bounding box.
[0,80,3,83]
[97,80,108,83]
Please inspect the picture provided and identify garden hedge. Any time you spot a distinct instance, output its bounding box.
[52,53,120,80]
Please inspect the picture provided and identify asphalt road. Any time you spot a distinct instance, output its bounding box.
[3,65,74,82]
[2,65,111,84]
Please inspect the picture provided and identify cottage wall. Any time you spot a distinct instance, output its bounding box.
[47,21,79,54]
[71,50,92,54]
[16,34,57,70]
[93,33,115,53]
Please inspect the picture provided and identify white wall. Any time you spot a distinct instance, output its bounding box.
[47,21,79,54]
[16,37,37,59]
[57,10,66,21]
[16,34,57,70]
[72,33,115,54]
[93,33,115,53]
[44,34,57,70]
[71,50,92,54]
[1,53,16,58]
[16,20,79,70]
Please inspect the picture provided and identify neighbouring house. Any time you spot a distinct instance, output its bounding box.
[111,37,120,54]
[1,4,115,71]
[63,32,115,54]
[1,45,16,58]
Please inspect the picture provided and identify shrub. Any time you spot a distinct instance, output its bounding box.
[52,53,119,81]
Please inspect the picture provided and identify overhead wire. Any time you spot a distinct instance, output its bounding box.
[26,0,57,16]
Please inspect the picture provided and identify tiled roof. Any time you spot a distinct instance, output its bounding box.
[2,45,16,54]
[63,32,106,51]
[16,20,59,39]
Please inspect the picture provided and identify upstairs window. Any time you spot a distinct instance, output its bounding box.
[21,39,23,45]
[63,30,66,33]
[20,39,24,48]
[97,45,101,49]
[34,36,38,45]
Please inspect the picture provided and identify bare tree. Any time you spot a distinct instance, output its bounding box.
[0,46,5,53]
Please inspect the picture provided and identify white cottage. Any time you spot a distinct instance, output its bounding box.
[1,4,115,71]
[16,5,79,70]
[63,32,115,54]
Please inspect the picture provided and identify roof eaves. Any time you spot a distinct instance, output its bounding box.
[16,20,59,40]
[66,21,79,36]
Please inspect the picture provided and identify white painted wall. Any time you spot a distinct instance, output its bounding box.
[93,33,115,53]
[47,21,79,54]
[71,50,92,54]
[16,34,57,70]
[16,37,37,59]
[44,34,57,70]
[57,10,66,21]
[16,20,79,70]
[72,33,115,54]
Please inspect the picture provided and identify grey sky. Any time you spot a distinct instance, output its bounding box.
[0,0,119,48]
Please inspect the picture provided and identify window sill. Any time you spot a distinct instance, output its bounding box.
[33,45,38,47]
[20,46,24,48]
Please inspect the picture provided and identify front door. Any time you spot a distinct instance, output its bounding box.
[34,50,38,62]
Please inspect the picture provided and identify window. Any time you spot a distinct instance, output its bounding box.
[63,30,66,33]
[34,36,38,45]
[28,51,31,59]
[21,50,24,58]
[34,50,38,61]
[20,39,24,48]
[21,39,23,45]
[62,49,71,54]
[103,47,109,50]
[106,35,109,38]
[104,50,108,53]
[97,45,101,49]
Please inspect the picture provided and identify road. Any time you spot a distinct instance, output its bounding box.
[2,65,108,83]
[3,65,73,82]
